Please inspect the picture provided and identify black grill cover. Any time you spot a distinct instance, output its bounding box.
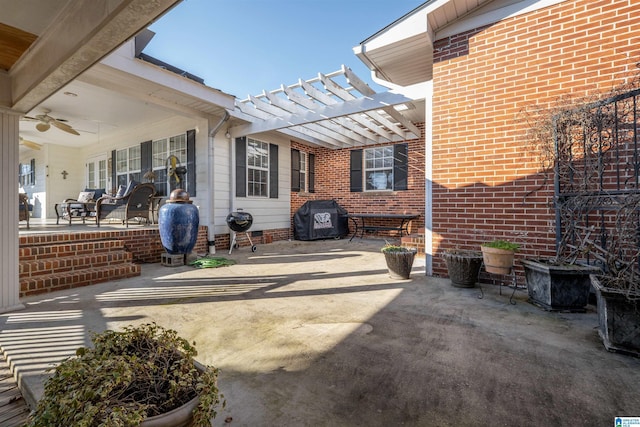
[294,200,349,241]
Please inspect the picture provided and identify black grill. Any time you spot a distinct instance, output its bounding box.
[226,210,256,253]
[226,211,253,232]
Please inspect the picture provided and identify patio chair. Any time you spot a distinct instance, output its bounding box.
[19,193,32,229]
[96,183,155,227]
[57,190,102,224]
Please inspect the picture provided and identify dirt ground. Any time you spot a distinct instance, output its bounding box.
[2,238,639,426]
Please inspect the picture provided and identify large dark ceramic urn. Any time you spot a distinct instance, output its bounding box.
[158,189,199,255]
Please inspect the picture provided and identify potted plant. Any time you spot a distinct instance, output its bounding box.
[480,240,519,275]
[381,243,416,280]
[442,249,483,288]
[587,205,640,357]
[27,323,224,427]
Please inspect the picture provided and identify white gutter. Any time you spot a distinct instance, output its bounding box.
[207,110,230,254]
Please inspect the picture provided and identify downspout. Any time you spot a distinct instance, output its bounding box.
[207,110,230,254]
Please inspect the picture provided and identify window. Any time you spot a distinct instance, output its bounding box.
[111,130,195,197]
[291,148,313,192]
[299,152,307,191]
[365,146,394,191]
[350,144,408,192]
[152,133,187,196]
[115,145,141,187]
[247,138,269,197]
[18,159,35,187]
[236,136,278,198]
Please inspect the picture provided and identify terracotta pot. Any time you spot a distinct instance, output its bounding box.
[480,245,515,275]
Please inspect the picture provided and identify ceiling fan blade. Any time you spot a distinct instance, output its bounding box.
[51,120,80,136]
[36,122,50,132]
[19,138,42,150]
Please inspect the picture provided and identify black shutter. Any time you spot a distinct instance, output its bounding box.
[350,149,363,192]
[235,137,246,197]
[291,148,301,191]
[18,163,22,186]
[187,129,196,196]
[140,140,152,180]
[30,159,35,185]
[111,150,117,189]
[393,143,408,191]
[269,143,278,198]
[308,153,315,193]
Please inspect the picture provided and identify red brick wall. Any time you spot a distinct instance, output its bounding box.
[290,126,425,240]
[432,0,640,279]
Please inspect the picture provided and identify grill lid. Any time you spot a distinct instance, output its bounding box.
[226,211,253,232]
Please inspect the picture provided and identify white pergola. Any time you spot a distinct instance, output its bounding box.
[229,65,422,148]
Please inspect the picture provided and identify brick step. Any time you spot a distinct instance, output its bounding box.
[19,239,125,261]
[20,251,133,277]
[20,263,141,297]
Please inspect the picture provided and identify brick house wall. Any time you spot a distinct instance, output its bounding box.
[431,0,640,279]
[290,124,425,239]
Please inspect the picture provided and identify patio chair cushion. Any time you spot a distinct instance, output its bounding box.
[123,180,139,197]
[115,185,127,198]
[77,191,95,203]
[85,188,106,200]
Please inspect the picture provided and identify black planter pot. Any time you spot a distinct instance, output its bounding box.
[522,259,600,312]
[591,275,640,357]
[443,250,483,288]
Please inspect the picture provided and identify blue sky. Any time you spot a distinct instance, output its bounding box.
[146,0,425,98]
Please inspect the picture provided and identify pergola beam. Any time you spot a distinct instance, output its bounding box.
[229,66,421,149]
[231,90,412,141]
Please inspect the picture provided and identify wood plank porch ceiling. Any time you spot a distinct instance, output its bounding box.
[231,65,420,149]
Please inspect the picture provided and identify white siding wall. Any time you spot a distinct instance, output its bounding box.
[230,132,291,233]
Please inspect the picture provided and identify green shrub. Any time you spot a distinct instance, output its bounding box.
[481,240,520,251]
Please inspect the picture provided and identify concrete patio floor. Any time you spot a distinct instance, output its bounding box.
[2,238,639,426]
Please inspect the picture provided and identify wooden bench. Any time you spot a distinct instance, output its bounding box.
[348,213,420,241]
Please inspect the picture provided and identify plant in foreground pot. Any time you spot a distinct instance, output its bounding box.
[381,243,416,280]
[442,249,483,288]
[27,323,224,427]
[480,240,520,275]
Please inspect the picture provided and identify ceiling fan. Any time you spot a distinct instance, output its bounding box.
[19,137,42,150]
[22,109,80,136]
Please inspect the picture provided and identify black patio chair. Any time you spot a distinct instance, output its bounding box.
[96,183,155,227]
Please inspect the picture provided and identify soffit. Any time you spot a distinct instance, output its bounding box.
[356,0,495,86]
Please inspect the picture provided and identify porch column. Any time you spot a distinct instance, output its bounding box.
[0,109,25,313]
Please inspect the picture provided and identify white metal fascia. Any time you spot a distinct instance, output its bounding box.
[98,45,236,111]
[230,91,415,141]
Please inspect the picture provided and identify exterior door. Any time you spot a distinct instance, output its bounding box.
[86,155,109,191]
